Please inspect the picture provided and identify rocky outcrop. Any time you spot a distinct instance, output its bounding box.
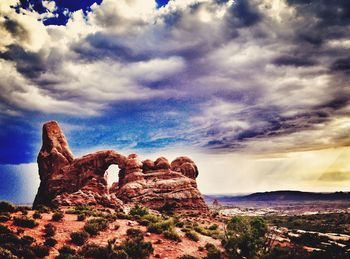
[33,121,208,212]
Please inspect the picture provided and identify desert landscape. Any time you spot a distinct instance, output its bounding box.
[0,121,349,258]
[1,0,350,258]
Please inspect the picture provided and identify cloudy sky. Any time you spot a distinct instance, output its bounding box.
[0,0,350,203]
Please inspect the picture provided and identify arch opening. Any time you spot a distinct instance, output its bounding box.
[105,164,119,187]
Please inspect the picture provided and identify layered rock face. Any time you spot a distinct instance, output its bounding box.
[33,121,208,212]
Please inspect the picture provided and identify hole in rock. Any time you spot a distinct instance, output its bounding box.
[105,164,119,187]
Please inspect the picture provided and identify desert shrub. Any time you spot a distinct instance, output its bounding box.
[119,238,154,259]
[126,228,143,240]
[115,212,132,220]
[56,245,82,259]
[44,223,56,237]
[56,254,83,259]
[163,228,181,242]
[262,245,309,259]
[194,225,220,238]
[205,243,222,259]
[35,205,50,213]
[84,218,108,236]
[77,214,86,221]
[32,245,50,258]
[17,247,36,259]
[129,204,149,217]
[44,237,58,247]
[79,233,153,259]
[147,218,173,234]
[175,221,184,228]
[79,243,110,258]
[208,224,218,231]
[66,205,94,216]
[222,216,268,259]
[186,230,199,242]
[159,202,176,215]
[59,245,77,255]
[178,255,198,259]
[0,247,17,259]
[52,211,64,221]
[70,231,89,246]
[110,249,128,259]
[33,211,42,219]
[0,233,21,245]
[0,201,16,213]
[0,213,11,222]
[0,225,12,235]
[20,235,35,245]
[13,216,38,228]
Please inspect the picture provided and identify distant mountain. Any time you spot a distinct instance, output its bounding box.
[204,190,350,203]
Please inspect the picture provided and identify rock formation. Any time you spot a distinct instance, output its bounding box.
[33,121,208,212]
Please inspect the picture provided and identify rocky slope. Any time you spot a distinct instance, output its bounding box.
[33,121,208,212]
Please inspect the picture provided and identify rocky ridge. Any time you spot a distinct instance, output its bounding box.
[33,121,208,212]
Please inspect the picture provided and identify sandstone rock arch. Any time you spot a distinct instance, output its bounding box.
[33,121,208,212]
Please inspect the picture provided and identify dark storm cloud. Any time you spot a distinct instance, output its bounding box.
[287,0,350,46]
[273,55,316,67]
[331,57,350,73]
[73,32,151,62]
[3,17,28,40]
[226,0,261,27]
[0,44,45,78]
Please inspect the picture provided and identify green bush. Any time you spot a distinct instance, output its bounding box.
[35,205,50,213]
[0,201,16,213]
[33,211,42,219]
[77,214,86,221]
[21,235,35,245]
[79,243,110,258]
[78,232,153,259]
[129,204,149,217]
[44,223,56,237]
[208,224,218,231]
[178,255,198,259]
[222,216,268,259]
[159,202,176,215]
[115,212,132,220]
[119,238,154,259]
[185,230,199,242]
[126,228,144,240]
[0,213,11,222]
[84,218,109,236]
[56,245,82,259]
[44,237,58,247]
[56,254,83,259]
[52,211,64,221]
[70,231,89,246]
[59,245,77,255]
[32,245,50,258]
[0,233,20,245]
[205,243,222,259]
[109,249,128,259]
[0,247,17,259]
[175,221,184,228]
[13,216,38,228]
[163,229,181,242]
[147,218,173,234]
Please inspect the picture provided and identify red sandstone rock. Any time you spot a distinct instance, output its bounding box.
[154,157,170,170]
[33,121,208,212]
[171,156,199,179]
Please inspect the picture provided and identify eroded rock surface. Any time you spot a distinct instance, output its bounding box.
[33,121,208,212]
